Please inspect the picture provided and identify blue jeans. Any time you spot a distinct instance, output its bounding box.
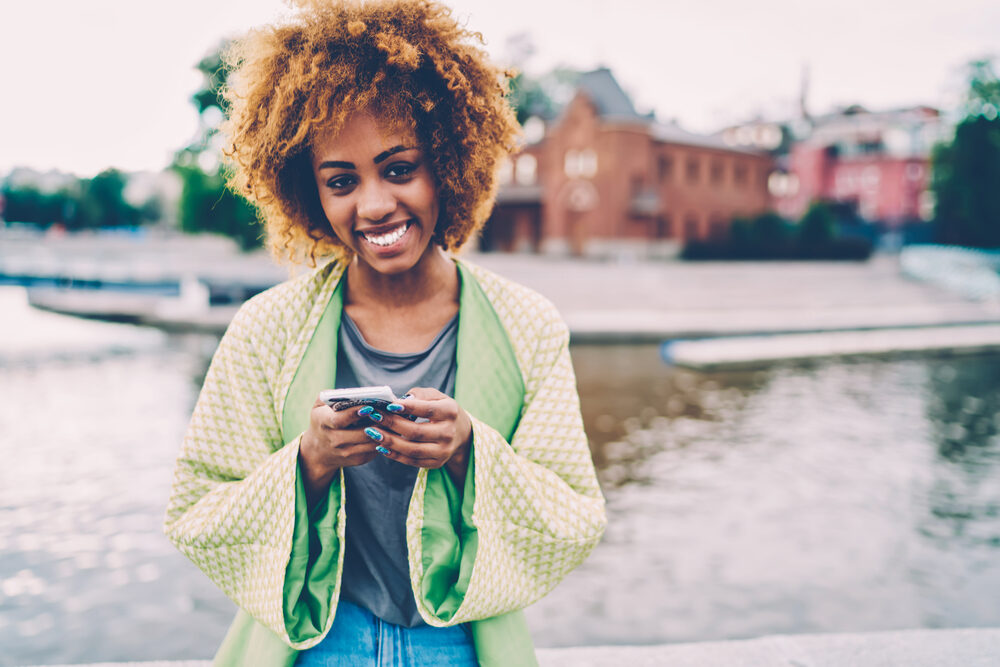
[295,599,478,666]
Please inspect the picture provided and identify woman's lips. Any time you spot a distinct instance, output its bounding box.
[359,220,412,249]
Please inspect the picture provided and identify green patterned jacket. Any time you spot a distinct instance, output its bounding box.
[164,258,607,666]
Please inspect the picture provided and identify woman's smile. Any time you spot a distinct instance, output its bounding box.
[358,219,413,251]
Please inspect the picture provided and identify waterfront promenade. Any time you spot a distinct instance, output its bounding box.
[5,233,1000,339]
[6,232,1000,367]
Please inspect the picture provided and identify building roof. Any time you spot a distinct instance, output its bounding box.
[575,68,649,121]
[653,122,762,155]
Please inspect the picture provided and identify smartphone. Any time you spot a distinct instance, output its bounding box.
[319,385,398,411]
[318,386,428,423]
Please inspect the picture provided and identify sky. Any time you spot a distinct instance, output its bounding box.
[1,0,998,177]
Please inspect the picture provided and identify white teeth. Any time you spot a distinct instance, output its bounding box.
[363,222,408,247]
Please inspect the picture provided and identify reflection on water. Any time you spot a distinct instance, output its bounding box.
[1,322,1000,662]
[523,346,1000,646]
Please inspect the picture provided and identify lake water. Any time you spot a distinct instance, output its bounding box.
[2,290,1000,664]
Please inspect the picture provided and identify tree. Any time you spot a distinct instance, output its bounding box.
[799,201,836,247]
[505,66,579,126]
[932,58,1000,248]
[73,169,139,229]
[173,41,262,249]
[1,169,141,229]
[174,164,260,250]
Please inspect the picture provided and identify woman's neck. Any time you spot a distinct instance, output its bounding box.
[344,245,458,309]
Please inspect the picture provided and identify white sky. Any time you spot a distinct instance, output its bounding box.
[1,0,997,177]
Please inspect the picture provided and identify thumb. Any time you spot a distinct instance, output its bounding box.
[402,386,446,401]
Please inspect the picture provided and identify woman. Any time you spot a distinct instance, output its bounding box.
[164,1,607,665]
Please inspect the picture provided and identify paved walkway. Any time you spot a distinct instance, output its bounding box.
[7,233,1000,356]
[462,252,1000,342]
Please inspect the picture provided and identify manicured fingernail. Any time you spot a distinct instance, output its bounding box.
[386,403,404,413]
[368,411,383,422]
[358,405,374,416]
[364,427,383,442]
[401,393,413,400]
[376,445,390,455]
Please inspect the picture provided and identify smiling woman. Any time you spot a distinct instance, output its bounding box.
[162,1,607,666]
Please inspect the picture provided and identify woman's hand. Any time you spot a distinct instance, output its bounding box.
[359,387,473,485]
[299,396,379,506]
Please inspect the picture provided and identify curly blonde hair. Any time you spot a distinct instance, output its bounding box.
[221,0,520,264]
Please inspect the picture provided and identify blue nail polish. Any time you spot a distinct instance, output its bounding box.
[386,403,404,413]
[376,445,390,455]
[368,411,383,422]
[364,427,383,442]
[358,405,374,416]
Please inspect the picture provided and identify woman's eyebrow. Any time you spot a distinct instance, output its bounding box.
[318,160,355,170]
[373,145,411,164]
[317,145,411,170]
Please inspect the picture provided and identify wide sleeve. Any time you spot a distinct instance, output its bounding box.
[408,309,607,626]
[163,302,341,649]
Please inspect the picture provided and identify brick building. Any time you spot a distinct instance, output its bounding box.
[482,68,773,255]
[737,105,948,227]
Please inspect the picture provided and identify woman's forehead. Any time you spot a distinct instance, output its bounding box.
[312,111,418,159]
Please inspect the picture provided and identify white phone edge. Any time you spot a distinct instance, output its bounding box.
[319,385,397,405]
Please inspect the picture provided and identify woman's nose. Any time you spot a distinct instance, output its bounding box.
[356,181,396,221]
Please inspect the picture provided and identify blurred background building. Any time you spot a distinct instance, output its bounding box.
[485,68,772,256]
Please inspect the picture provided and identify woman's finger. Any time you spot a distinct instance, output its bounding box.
[368,430,449,467]
[393,396,457,422]
[368,411,451,443]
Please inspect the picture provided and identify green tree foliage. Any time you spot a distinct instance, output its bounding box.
[681,205,872,261]
[932,58,1000,248]
[506,68,579,125]
[1,168,145,229]
[173,41,262,249]
[174,165,260,250]
[799,201,836,246]
[507,72,557,125]
[751,212,792,248]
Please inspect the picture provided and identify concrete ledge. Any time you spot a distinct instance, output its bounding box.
[28,627,1000,667]
[663,323,1000,370]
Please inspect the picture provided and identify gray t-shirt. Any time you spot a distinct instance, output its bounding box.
[335,311,458,627]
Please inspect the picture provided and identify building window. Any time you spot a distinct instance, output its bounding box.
[564,148,598,179]
[710,159,724,185]
[515,154,537,185]
[658,155,673,182]
[768,172,799,197]
[686,158,700,184]
[862,166,880,191]
[684,214,699,240]
[733,162,748,186]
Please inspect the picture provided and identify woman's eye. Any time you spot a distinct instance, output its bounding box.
[385,162,416,179]
[326,175,357,192]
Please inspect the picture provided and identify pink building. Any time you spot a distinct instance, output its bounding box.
[766,106,946,226]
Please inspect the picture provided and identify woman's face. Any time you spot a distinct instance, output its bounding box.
[311,112,440,275]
